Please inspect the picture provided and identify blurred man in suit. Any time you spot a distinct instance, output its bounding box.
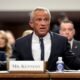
[13,7,80,71]
[59,19,80,57]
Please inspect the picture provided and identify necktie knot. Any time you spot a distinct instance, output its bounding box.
[39,38,43,43]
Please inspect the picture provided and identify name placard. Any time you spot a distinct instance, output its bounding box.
[9,61,44,72]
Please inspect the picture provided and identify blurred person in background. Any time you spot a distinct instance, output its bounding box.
[6,31,15,47]
[59,19,80,57]
[22,30,33,37]
[0,30,12,70]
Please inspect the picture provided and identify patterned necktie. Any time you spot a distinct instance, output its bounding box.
[39,38,44,60]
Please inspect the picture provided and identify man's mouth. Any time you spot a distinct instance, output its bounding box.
[40,27,46,30]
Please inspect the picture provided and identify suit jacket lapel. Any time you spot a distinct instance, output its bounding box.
[25,33,34,60]
[48,32,56,63]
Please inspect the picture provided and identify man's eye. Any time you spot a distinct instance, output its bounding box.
[62,29,66,31]
[37,18,42,21]
[45,18,49,21]
[69,29,73,31]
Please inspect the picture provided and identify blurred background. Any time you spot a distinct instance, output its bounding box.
[0,0,80,40]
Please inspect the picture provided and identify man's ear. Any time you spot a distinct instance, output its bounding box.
[29,20,33,28]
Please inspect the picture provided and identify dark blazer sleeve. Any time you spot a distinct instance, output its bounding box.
[0,51,7,70]
[12,39,22,60]
[72,40,80,57]
[12,34,33,60]
[0,51,6,61]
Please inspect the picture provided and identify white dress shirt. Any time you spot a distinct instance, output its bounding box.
[32,32,51,61]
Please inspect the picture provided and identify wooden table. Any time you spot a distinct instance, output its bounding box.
[0,72,49,80]
[50,72,80,80]
[0,71,80,80]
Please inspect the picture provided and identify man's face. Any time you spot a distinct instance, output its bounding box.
[30,10,51,37]
[60,23,75,41]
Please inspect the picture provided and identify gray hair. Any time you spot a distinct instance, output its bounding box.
[30,7,51,21]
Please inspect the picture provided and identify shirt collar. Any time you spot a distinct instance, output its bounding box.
[33,32,50,41]
[69,39,74,49]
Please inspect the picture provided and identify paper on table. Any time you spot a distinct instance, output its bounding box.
[0,71,9,73]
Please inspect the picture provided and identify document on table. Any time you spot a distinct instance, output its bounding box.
[0,71,9,73]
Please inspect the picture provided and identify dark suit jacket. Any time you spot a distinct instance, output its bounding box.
[72,40,80,57]
[0,51,6,61]
[13,32,80,71]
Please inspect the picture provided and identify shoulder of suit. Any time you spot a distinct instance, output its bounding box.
[16,33,32,43]
[51,32,67,40]
[74,39,80,44]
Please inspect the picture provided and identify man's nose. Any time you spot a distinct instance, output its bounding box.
[41,20,46,25]
[65,31,69,35]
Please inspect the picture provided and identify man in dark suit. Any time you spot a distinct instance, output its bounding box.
[13,7,80,71]
[59,19,80,57]
[72,40,80,57]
